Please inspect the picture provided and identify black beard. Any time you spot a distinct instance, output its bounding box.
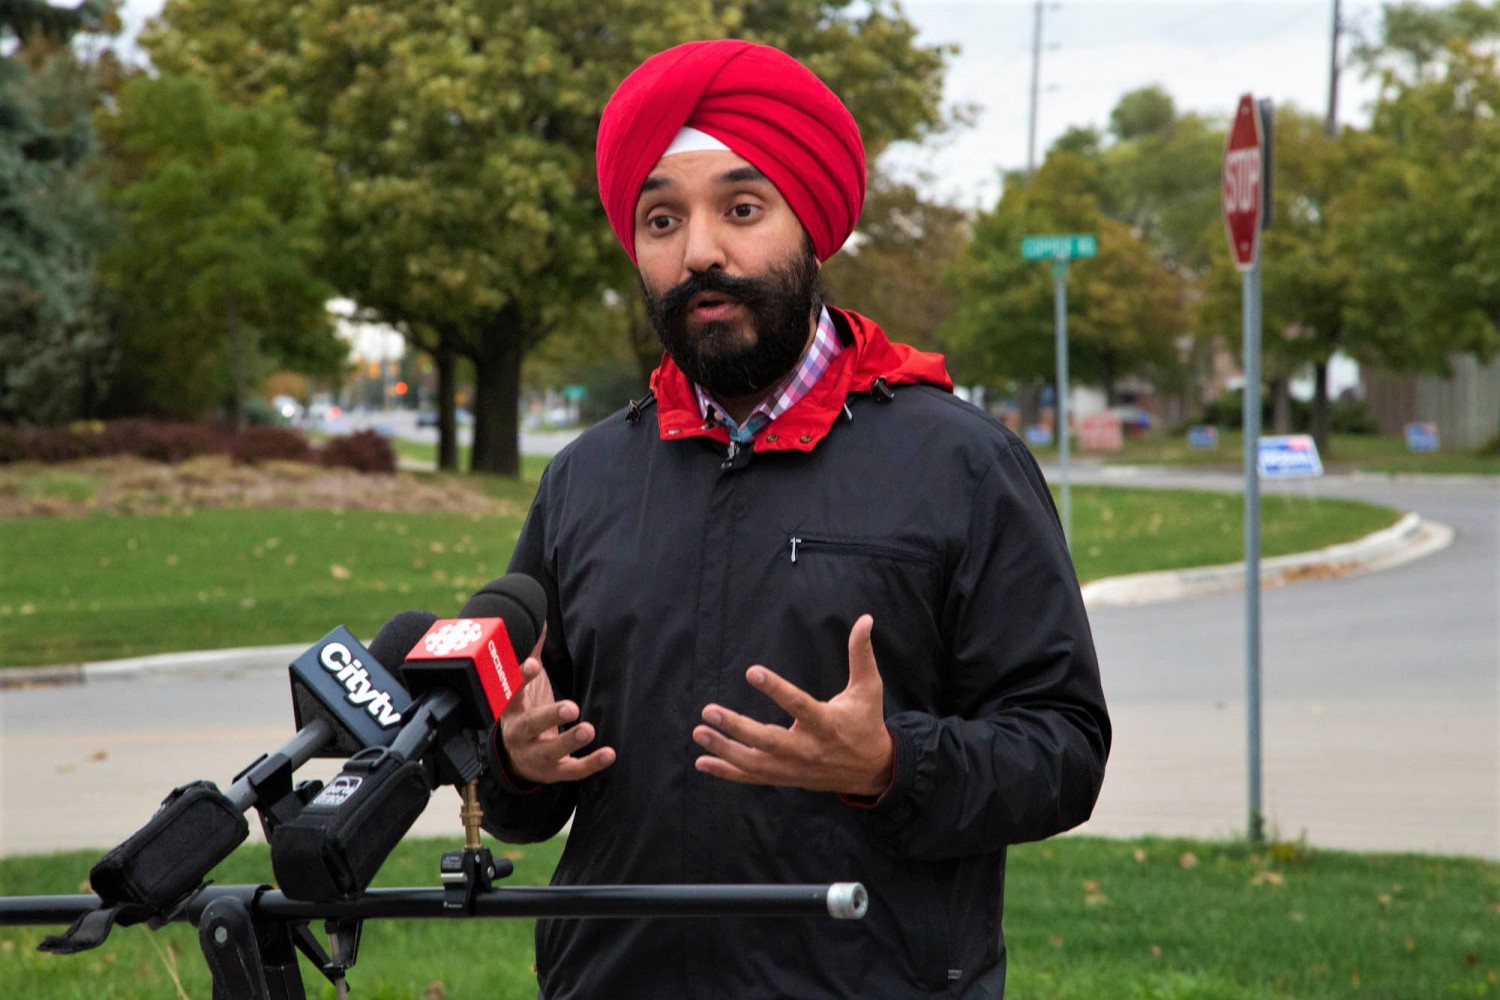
[640,240,823,400]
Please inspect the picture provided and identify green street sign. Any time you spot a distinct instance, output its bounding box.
[1021,233,1098,261]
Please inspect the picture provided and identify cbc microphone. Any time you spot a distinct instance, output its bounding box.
[271,575,546,902]
[400,573,547,732]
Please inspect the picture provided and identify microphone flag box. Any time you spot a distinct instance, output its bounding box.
[289,626,415,757]
[402,618,524,730]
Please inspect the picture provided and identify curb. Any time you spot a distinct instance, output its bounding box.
[0,644,305,691]
[3,514,1453,690]
[1080,513,1454,608]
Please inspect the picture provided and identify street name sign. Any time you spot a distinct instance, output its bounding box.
[1257,434,1323,478]
[1223,94,1265,272]
[1021,233,1098,261]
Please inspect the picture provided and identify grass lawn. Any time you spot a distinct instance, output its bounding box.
[0,835,1493,998]
[2,426,1411,670]
[0,474,1397,668]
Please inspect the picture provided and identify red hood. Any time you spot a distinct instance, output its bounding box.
[648,307,954,453]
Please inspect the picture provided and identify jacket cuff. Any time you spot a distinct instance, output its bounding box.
[838,724,910,810]
[487,721,543,795]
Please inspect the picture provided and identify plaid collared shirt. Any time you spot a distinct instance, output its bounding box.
[694,306,843,444]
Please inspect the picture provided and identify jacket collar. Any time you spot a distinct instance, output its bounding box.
[648,306,954,454]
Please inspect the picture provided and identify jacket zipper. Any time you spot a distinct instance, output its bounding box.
[787,536,932,566]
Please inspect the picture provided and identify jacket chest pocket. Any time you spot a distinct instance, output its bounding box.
[771,532,944,705]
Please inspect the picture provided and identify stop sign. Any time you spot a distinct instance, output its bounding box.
[1223,94,1264,271]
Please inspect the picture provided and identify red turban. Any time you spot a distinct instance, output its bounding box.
[596,40,866,264]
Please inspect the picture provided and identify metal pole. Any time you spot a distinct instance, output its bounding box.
[1027,0,1043,178]
[1243,260,1264,846]
[1053,256,1071,546]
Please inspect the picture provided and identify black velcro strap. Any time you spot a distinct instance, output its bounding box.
[38,903,148,954]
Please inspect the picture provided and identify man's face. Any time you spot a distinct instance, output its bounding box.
[634,150,821,399]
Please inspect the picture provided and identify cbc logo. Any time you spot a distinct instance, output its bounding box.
[424,619,484,656]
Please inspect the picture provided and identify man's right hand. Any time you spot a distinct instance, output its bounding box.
[498,643,616,785]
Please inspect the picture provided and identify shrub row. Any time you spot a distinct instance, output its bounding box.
[0,420,395,474]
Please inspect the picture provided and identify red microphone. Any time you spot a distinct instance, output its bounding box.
[400,617,525,731]
[398,573,546,732]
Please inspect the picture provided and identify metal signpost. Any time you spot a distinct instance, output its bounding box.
[1223,93,1271,844]
[1021,233,1098,546]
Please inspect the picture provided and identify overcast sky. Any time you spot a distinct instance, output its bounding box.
[889,0,1443,208]
[117,0,1444,208]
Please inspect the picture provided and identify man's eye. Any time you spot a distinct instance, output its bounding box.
[646,215,674,231]
[731,203,758,219]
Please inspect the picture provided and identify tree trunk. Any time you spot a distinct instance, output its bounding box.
[227,280,246,430]
[1269,377,1291,434]
[434,344,458,472]
[469,315,523,478]
[1310,360,1332,457]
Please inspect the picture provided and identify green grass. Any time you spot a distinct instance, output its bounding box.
[0,507,528,668]
[0,481,1397,668]
[0,835,1493,998]
[1034,430,1500,476]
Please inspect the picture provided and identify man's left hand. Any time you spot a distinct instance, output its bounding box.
[692,614,894,798]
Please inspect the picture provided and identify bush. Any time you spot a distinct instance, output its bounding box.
[233,426,313,465]
[321,430,396,474]
[99,419,227,463]
[0,425,105,463]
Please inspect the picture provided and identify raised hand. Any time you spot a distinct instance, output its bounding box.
[498,630,615,785]
[692,614,894,797]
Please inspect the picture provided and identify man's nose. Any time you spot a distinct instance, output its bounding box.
[681,215,728,276]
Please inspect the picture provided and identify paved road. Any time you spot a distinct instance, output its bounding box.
[1070,467,1497,857]
[1,468,1494,860]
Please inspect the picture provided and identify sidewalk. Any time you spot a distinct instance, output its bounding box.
[0,509,1453,689]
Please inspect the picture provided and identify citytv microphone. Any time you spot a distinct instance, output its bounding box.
[286,613,431,758]
[270,575,545,902]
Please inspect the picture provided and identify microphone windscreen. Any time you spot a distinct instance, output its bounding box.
[368,610,441,673]
[459,575,546,655]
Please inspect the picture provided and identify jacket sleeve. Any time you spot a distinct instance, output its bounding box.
[475,471,579,844]
[854,437,1111,860]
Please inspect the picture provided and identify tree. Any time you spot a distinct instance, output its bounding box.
[0,0,116,425]
[144,0,953,475]
[98,74,341,424]
[943,152,1186,405]
[821,167,969,353]
[1340,2,1500,381]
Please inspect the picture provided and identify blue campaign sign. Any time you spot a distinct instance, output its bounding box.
[1258,435,1324,478]
[1187,425,1219,449]
[1025,425,1054,447]
[1404,422,1439,453]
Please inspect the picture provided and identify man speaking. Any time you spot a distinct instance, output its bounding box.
[477,39,1110,998]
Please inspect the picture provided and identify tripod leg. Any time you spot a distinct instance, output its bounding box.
[199,896,272,1000]
[198,895,308,1000]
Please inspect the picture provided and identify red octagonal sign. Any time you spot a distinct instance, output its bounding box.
[1223,94,1264,272]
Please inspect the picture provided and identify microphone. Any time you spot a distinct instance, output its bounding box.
[75,614,433,930]
[270,575,546,903]
[285,612,432,759]
[400,573,546,732]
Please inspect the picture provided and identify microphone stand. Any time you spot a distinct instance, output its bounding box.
[1,881,868,1000]
[0,785,868,1000]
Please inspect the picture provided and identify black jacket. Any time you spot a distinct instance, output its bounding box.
[480,308,1110,999]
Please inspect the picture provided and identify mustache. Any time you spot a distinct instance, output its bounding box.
[651,269,774,327]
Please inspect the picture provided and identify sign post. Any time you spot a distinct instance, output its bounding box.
[1022,233,1098,546]
[1224,93,1270,845]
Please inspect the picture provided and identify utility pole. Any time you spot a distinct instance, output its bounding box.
[1027,0,1043,178]
[1326,0,1342,137]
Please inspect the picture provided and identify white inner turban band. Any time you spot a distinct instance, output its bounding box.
[662,126,731,157]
